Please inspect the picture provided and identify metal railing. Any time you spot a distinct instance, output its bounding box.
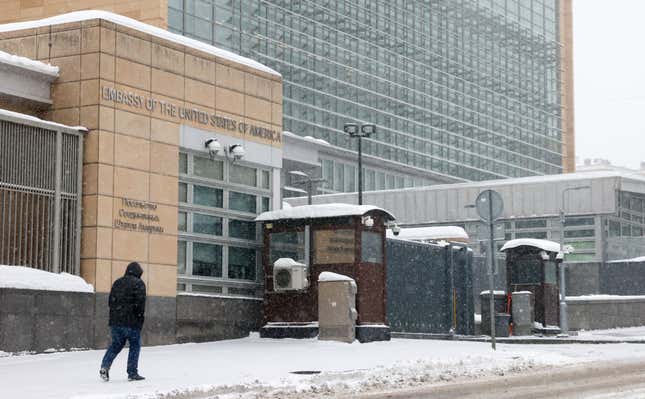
[0,116,84,274]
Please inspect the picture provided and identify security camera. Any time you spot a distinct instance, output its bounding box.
[205,138,222,158]
[229,144,245,161]
[391,224,401,236]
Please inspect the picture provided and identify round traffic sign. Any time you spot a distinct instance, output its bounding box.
[476,189,504,222]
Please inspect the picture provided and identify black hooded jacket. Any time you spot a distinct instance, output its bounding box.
[108,262,146,329]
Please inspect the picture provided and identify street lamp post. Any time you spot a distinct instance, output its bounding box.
[288,170,325,205]
[344,123,376,205]
[559,185,591,335]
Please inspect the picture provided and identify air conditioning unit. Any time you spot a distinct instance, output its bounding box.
[273,258,308,291]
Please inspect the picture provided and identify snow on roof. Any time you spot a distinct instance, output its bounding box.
[0,108,87,132]
[0,10,279,77]
[318,271,355,283]
[386,226,468,240]
[0,49,59,76]
[256,203,395,221]
[282,131,331,146]
[0,265,94,293]
[273,258,306,268]
[608,256,645,263]
[500,238,560,253]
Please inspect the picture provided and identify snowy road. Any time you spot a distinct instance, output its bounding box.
[4,333,645,398]
[353,359,645,399]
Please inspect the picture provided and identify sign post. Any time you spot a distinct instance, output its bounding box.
[475,189,504,350]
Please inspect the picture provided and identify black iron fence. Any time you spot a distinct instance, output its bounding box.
[0,115,84,274]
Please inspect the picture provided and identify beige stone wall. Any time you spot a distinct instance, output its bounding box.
[0,18,282,296]
[0,0,168,28]
[560,0,575,173]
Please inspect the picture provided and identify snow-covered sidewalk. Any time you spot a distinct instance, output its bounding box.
[4,333,645,399]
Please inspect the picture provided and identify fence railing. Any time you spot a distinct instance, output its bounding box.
[0,115,84,274]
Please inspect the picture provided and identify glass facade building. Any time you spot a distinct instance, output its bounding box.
[169,0,568,185]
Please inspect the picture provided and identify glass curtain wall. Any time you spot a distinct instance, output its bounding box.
[170,0,563,184]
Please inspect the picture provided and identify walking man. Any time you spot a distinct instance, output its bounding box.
[99,261,146,382]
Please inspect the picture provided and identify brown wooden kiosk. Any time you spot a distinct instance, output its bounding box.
[500,238,562,331]
[255,203,395,342]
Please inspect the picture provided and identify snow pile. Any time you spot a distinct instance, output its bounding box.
[0,49,59,76]
[318,271,354,282]
[256,203,395,221]
[0,265,93,293]
[0,10,279,76]
[500,238,560,253]
[608,256,645,263]
[386,225,469,241]
[567,294,645,302]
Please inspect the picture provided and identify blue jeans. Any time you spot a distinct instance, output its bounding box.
[100,326,141,377]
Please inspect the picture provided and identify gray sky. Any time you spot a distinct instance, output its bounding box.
[574,0,645,169]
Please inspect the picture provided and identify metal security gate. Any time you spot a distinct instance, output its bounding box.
[0,114,84,274]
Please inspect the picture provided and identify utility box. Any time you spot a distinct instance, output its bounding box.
[511,291,535,336]
[480,290,507,336]
[318,272,357,343]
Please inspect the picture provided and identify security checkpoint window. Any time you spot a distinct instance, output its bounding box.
[269,231,306,265]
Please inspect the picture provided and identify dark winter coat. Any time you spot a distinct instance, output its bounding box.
[108,262,146,329]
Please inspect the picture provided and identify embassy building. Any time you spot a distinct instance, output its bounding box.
[0,10,282,351]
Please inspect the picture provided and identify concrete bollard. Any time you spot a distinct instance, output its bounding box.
[318,272,357,343]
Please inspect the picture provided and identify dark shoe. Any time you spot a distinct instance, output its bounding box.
[128,374,145,381]
[99,368,109,382]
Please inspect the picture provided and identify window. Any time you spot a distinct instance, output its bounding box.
[515,219,547,229]
[228,247,257,281]
[194,156,223,180]
[361,231,383,263]
[567,241,596,251]
[230,164,257,186]
[229,219,257,240]
[194,185,223,208]
[179,183,188,203]
[229,191,256,213]
[179,152,187,174]
[262,170,271,189]
[192,242,222,277]
[269,231,306,264]
[515,231,547,239]
[564,217,595,227]
[177,241,186,275]
[178,150,269,297]
[178,212,187,232]
[193,213,223,235]
[565,253,596,262]
[564,229,595,238]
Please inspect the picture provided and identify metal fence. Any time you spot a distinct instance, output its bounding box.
[0,115,84,274]
[386,238,475,335]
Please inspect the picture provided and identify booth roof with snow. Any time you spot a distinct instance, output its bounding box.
[255,203,395,342]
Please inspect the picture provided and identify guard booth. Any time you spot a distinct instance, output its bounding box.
[255,203,395,342]
[500,239,562,331]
